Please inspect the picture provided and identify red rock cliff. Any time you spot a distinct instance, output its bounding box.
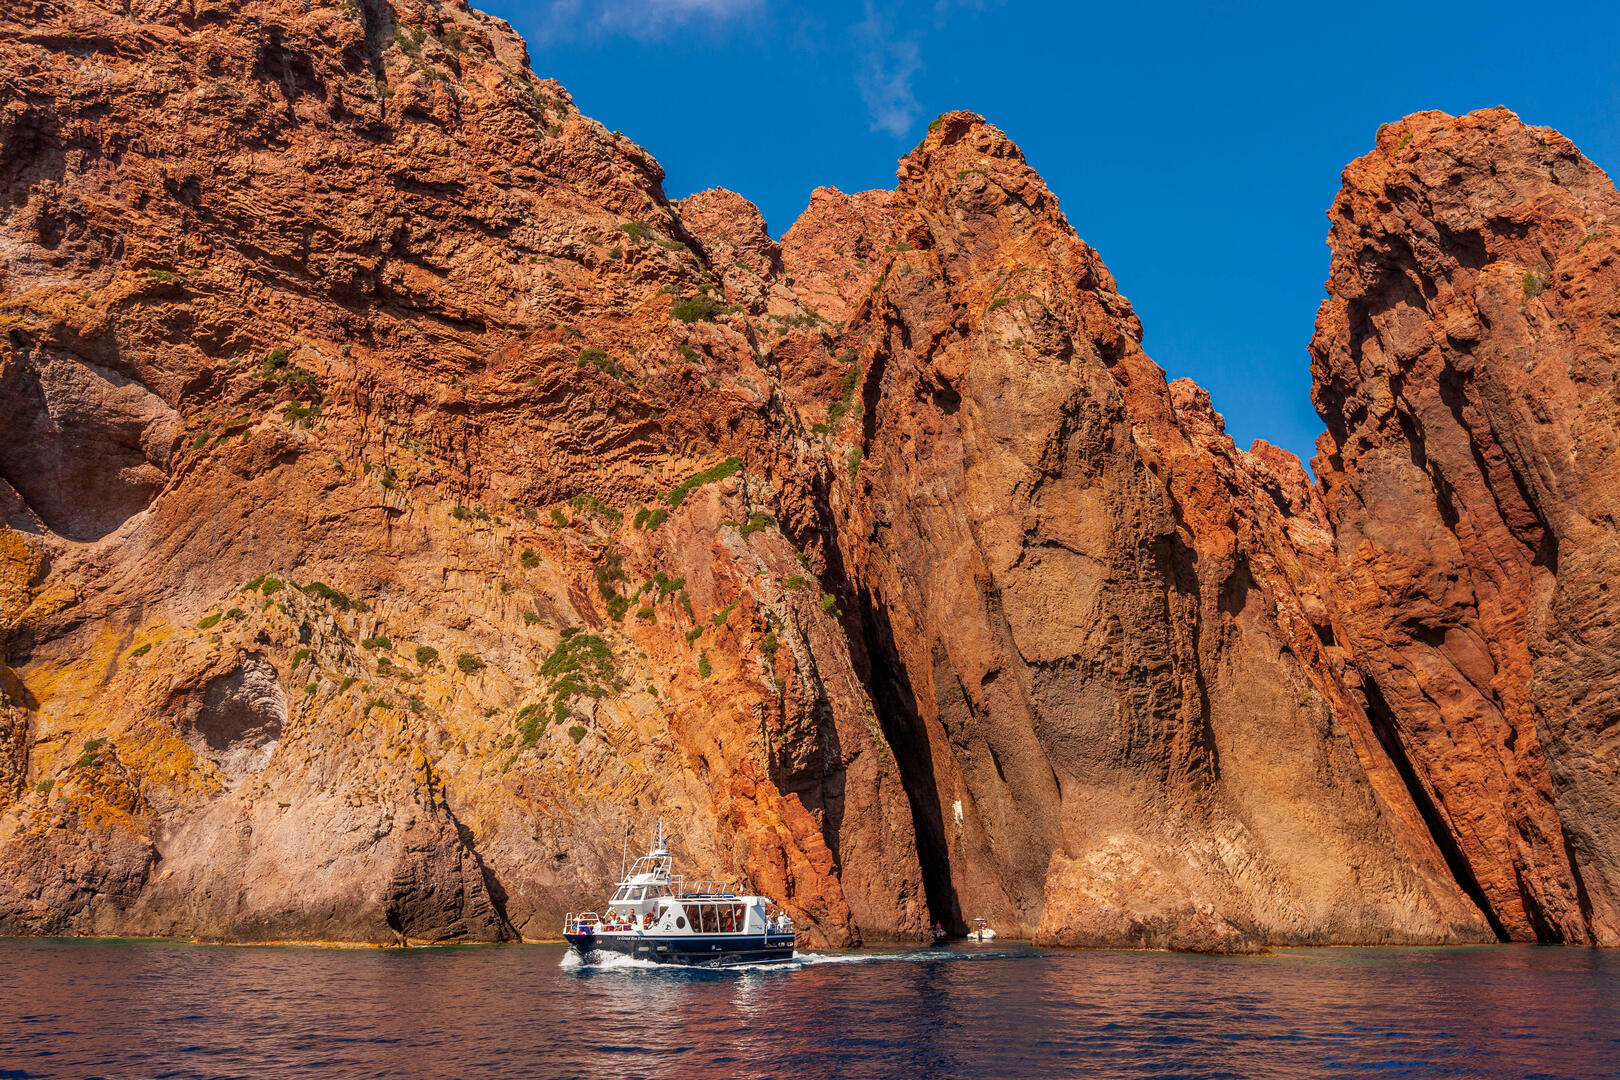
[1311,108,1620,945]
[0,0,1615,952]
[810,113,1487,949]
[0,0,924,946]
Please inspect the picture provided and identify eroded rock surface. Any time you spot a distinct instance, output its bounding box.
[0,0,921,947]
[0,0,1614,951]
[1311,109,1620,945]
[815,113,1487,948]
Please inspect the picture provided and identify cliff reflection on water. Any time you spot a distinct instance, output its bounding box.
[2,941,1617,1079]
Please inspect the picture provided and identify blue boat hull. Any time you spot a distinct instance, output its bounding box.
[566,930,796,967]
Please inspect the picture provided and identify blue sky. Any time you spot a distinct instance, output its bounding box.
[480,0,1620,466]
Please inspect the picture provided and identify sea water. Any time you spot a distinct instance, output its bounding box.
[1,939,1617,1078]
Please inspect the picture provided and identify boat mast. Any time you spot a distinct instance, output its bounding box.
[619,823,630,881]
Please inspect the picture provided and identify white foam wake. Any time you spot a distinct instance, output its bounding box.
[561,945,1013,972]
[559,949,665,971]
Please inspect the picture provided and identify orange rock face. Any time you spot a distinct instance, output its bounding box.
[0,1,1613,951]
[1311,109,1620,945]
[812,114,1486,949]
[0,0,922,947]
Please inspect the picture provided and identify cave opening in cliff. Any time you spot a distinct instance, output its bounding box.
[851,586,963,934]
[1360,675,1510,942]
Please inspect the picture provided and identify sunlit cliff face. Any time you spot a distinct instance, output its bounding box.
[2,1,1618,949]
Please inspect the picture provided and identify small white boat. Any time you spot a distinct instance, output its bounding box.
[563,821,796,967]
[966,917,997,941]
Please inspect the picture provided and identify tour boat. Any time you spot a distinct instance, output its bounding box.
[967,917,997,941]
[563,822,797,967]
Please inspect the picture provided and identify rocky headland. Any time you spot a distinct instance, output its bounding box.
[1,0,1615,950]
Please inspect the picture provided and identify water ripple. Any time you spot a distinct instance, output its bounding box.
[0,941,1616,1078]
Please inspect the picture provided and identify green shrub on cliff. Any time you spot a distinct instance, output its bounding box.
[665,457,741,508]
[415,645,439,665]
[456,654,485,675]
[569,494,622,523]
[516,703,548,746]
[75,738,107,769]
[302,581,355,612]
[595,550,631,621]
[738,513,773,539]
[634,506,670,531]
[1522,265,1549,303]
[672,294,724,323]
[812,363,862,434]
[653,572,685,601]
[576,348,630,382]
[197,613,222,629]
[567,724,587,744]
[538,631,617,725]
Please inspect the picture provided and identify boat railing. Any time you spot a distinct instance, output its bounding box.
[672,876,749,899]
[563,911,600,933]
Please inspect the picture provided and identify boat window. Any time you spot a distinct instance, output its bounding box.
[612,888,628,904]
[628,887,644,902]
[675,915,686,929]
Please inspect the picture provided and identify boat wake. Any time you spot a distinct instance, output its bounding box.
[560,946,1023,973]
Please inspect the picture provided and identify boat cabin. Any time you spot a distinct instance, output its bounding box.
[575,825,790,937]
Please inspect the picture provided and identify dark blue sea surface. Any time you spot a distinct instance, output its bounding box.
[1,939,1617,1079]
